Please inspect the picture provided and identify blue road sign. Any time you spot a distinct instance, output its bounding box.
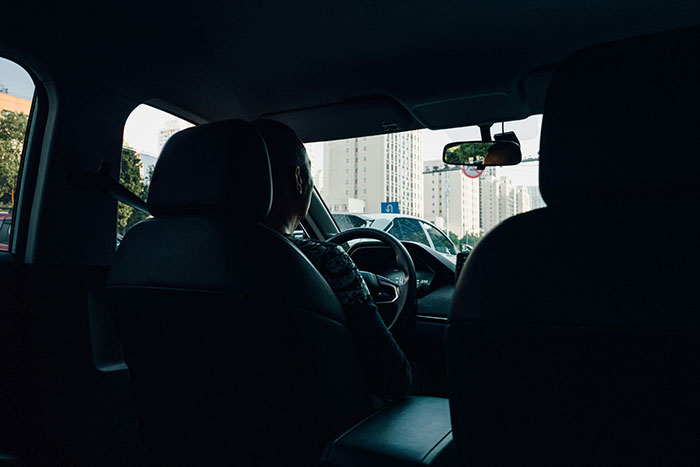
[381,201,400,214]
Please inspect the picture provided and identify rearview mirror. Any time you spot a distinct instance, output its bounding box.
[443,141,521,166]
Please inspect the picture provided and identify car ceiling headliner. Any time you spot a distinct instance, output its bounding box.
[4,1,700,140]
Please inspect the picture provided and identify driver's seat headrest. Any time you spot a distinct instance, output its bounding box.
[148,119,272,221]
[539,26,700,208]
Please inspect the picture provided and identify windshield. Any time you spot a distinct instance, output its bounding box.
[305,115,543,256]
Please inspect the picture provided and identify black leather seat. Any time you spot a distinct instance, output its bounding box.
[446,28,700,466]
[107,120,373,466]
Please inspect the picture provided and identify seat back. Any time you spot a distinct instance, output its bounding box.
[447,27,700,465]
[446,322,700,466]
[107,120,372,466]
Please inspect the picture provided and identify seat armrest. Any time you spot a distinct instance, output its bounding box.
[321,396,454,466]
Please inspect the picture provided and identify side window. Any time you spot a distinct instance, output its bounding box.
[119,105,193,239]
[0,58,35,252]
[423,221,456,256]
[394,218,430,248]
[335,214,369,231]
[387,221,403,239]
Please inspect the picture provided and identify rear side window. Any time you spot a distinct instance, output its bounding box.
[119,105,193,239]
[0,57,35,252]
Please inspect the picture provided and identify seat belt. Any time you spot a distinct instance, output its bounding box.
[67,162,149,215]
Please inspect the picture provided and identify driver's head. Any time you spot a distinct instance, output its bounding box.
[253,119,313,234]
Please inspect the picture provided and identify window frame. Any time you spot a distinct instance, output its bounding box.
[0,56,43,260]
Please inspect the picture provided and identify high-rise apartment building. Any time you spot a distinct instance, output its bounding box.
[528,185,546,210]
[158,120,184,152]
[498,176,515,222]
[478,167,534,233]
[304,142,325,193]
[515,185,532,215]
[322,131,422,217]
[422,161,480,238]
[479,174,500,234]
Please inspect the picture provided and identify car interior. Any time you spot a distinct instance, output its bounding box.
[2,2,700,466]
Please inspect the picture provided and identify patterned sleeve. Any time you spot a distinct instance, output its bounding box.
[291,238,373,306]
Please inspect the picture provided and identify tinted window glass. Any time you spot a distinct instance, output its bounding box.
[387,221,402,239]
[394,218,430,247]
[0,57,35,252]
[423,221,456,255]
[0,218,11,244]
[334,213,369,230]
[118,105,193,239]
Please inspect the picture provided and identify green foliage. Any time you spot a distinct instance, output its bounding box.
[447,232,483,251]
[463,232,482,247]
[118,145,149,235]
[0,110,29,205]
[448,231,460,246]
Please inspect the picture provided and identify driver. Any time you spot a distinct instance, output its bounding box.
[254,119,413,400]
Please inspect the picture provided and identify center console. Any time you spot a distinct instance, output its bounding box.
[321,396,455,466]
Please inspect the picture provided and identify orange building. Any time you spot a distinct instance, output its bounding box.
[0,92,32,115]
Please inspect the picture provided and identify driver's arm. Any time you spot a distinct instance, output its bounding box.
[291,238,411,399]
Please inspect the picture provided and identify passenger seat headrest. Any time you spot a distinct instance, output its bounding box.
[148,119,272,221]
[539,27,700,207]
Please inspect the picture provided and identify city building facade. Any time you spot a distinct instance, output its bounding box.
[0,90,31,116]
[479,167,536,234]
[158,120,184,152]
[422,161,480,239]
[515,185,532,215]
[528,185,546,210]
[305,142,325,194]
[322,131,422,217]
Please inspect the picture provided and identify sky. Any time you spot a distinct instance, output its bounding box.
[123,104,192,155]
[0,57,35,100]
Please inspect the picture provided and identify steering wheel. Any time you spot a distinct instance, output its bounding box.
[327,227,417,330]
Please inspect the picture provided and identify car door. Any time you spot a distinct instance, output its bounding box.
[0,54,149,466]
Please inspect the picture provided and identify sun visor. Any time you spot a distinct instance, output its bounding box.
[259,96,419,143]
[412,93,526,130]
